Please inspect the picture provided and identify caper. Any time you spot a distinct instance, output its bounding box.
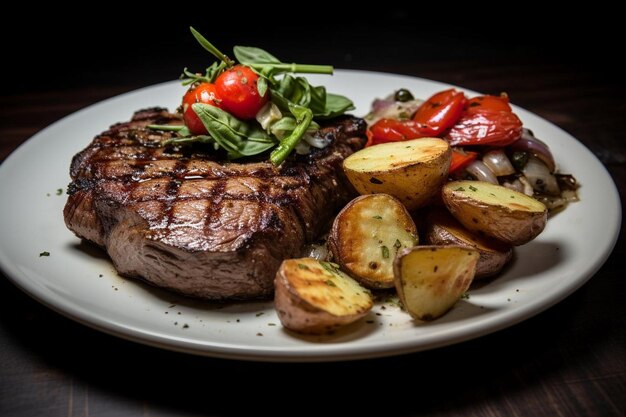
[394,88,414,102]
[511,151,529,171]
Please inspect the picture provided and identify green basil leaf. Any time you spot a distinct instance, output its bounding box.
[309,85,327,116]
[257,76,268,97]
[315,93,355,118]
[192,104,276,158]
[233,46,281,65]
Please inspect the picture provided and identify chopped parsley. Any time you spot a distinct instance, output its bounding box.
[325,279,337,287]
[297,263,310,270]
[381,246,390,259]
[39,251,50,257]
[460,292,470,300]
[372,215,383,220]
[468,185,478,192]
[56,188,63,196]
[255,312,264,317]
[394,239,402,250]
[454,187,465,191]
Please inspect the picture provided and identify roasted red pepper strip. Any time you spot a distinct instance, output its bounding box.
[366,118,427,147]
[412,89,467,136]
[446,94,522,147]
[446,111,523,147]
[449,149,479,174]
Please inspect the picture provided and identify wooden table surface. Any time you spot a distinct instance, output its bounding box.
[1,13,624,416]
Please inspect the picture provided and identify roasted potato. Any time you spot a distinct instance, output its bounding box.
[328,194,418,289]
[343,138,451,210]
[274,258,373,334]
[424,209,513,279]
[394,246,479,321]
[442,181,547,246]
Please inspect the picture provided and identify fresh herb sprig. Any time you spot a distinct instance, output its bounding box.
[149,27,354,165]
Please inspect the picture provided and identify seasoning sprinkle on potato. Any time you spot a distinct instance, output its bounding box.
[328,194,418,289]
[274,258,373,334]
[343,138,451,210]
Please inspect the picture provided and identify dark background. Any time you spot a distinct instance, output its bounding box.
[1,8,625,417]
[4,8,623,93]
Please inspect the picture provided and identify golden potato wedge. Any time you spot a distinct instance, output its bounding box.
[424,209,513,279]
[442,181,547,246]
[274,258,373,334]
[394,246,479,321]
[328,194,418,289]
[343,138,451,210]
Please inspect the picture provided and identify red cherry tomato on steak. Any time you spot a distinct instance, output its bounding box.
[412,89,466,136]
[182,82,223,135]
[215,65,269,120]
[366,118,428,146]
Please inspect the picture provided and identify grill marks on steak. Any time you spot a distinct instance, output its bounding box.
[64,108,366,300]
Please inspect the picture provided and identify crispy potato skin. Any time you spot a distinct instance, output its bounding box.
[393,245,479,321]
[274,258,373,334]
[343,138,451,210]
[424,209,513,279]
[328,194,418,289]
[442,181,547,246]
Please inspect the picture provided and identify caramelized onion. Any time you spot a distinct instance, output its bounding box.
[522,156,560,195]
[482,149,515,176]
[510,129,556,173]
[466,160,498,184]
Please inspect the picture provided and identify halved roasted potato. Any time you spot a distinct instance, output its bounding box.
[442,180,547,246]
[343,138,451,210]
[424,209,513,279]
[274,258,373,334]
[328,194,418,289]
[394,246,479,321]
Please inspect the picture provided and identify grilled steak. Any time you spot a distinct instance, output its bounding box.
[64,108,366,300]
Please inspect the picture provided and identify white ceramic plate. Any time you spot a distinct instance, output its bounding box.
[0,70,620,361]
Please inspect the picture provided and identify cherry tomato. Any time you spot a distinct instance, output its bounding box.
[412,89,466,136]
[366,118,427,146]
[182,82,223,135]
[449,149,478,174]
[215,65,269,120]
[465,94,512,114]
[446,111,523,147]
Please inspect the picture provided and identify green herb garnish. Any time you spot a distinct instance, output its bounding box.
[325,279,337,287]
[373,215,383,220]
[150,27,354,166]
[39,251,50,257]
[382,246,390,259]
[469,185,478,192]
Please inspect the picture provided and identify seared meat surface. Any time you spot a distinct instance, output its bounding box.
[64,108,366,300]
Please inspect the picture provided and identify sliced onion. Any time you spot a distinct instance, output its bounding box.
[465,160,498,184]
[255,102,282,130]
[301,242,330,261]
[365,98,424,125]
[510,129,556,173]
[522,156,560,195]
[295,141,311,155]
[482,149,515,176]
[371,98,395,113]
[518,176,535,196]
[303,133,331,149]
[502,179,524,193]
